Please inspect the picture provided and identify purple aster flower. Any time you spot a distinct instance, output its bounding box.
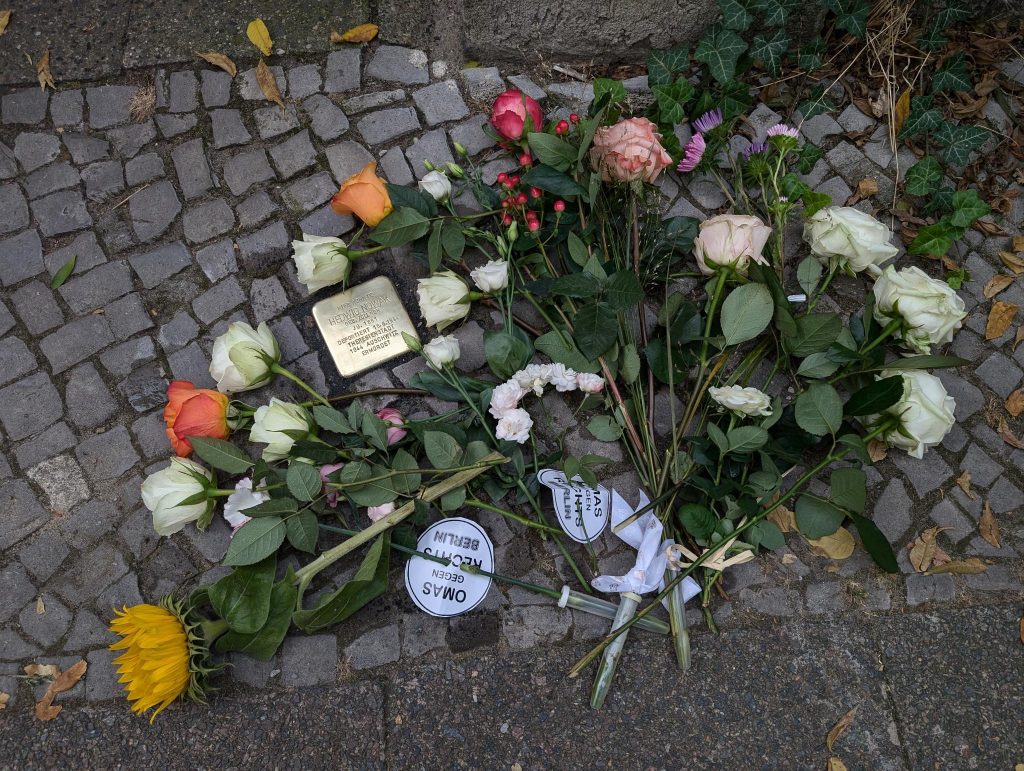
[693,108,723,135]
[676,133,706,173]
[766,123,800,139]
[742,141,768,161]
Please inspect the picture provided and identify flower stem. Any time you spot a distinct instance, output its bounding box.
[860,318,903,355]
[271,363,330,407]
[201,618,229,643]
[590,592,640,710]
[465,497,563,535]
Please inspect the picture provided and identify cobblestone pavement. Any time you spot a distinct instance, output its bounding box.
[0,40,1022,739]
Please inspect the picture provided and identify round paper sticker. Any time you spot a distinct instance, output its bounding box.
[404,517,494,617]
[536,468,610,544]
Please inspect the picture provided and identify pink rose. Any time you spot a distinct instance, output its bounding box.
[376,407,407,445]
[589,118,673,184]
[490,89,543,141]
[693,214,772,277]
[367,502,396,522]
[320,462,344,508]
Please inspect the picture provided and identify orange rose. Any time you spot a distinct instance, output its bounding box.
[164,380,231,457]
[331,162,393,227]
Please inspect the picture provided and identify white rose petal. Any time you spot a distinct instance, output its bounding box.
[576,373,605,394]
[803,206,899,276]
[210,321,280,394]
[422,335,461,368]
[470,260,510,293]
[417,271,470,330]
[223,477,269,532]
[872,266,966,354]
[141,457,213,537]
[708,385,773,417]
[291,233,350,294]
[249,398,315,461]
[418,170,452,202]
[547,363,579,392]
[877,369,955,459]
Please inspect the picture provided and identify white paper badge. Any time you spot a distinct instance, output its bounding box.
[405,517,494,617]
[537,468,610,544]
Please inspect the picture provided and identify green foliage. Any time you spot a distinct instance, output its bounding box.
[904,157,943,196]
[932,52,971,93]
[750,28,789,75]
[695,25,748,84]
[935,122,988,167]
[721,283,774,346]
[898,96,943,139]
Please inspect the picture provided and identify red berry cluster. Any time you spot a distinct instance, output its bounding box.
[496,172,566,233]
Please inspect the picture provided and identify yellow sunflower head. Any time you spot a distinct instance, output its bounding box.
[108,595,216,722]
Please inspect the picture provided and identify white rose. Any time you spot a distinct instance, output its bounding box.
[489,380,526,419]
[249,398,315,461]
[707,385,773,417]
[576,373,605,394]
[803,206,899,276]
[418,170,452,202]
[693,214,772,276]
[142,457,214,537]
[495,407,533,443]
[210,321,281,394]
[876,369,955,459]
[417,271,470,330]
[291,233,350,294]
[223,477,268,533]
[872,266,966,354]
[548,363,579,392]
[514,363,553,396]
[470,260,510,293]
[422,335,461,368]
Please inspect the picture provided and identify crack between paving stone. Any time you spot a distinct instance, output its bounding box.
[877,632,927,771]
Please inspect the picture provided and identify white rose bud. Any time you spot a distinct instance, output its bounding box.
[872,266,967,354]
[418,170,452,202]
[422,335,461,368]
[210,321,281,394]
[495,407,533,443]
[803,206,899,276]
[249,398,315,461]
[875,369,955,459]
[291,233,350,294]
[708,385,773,417]
[416,271,471,330]
[142,457,214,537]
[693,214,772,276]
[470,260,510,293]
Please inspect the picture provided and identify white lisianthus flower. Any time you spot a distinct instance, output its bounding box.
[367,502,396,522]
[470,260,510,293]
[418,170,452,202]
[489,380,526,419]
[249,398,315,461]
[548,363,579,392]
[872,266,967,354]
[142,457,214,537]
[576,373,605,394]
[210,321,281,394]
[291,233,350,294]
[422,335,461,368]
[708,385,773,417]
[417,271,470,330]
[495,407,533,443]
[803,206,899,276]
[223,477,269,533]
[875,369,955,459]
[514,363,553,396]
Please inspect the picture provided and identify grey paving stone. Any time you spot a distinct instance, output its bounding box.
[0,299,13,336]
[52,542,129,606]
[223,149,275,196]
[18,594,72,647]
[158,310,200,353]
[195,239,237,282]
[269,129,317,179]
[0,563,37,623]
[168,70,198,113]
[965,565,1022,592]
[236,190,279,229]
[106,120,155,158]
[118,360,169,412]
[228,652,278,687]
[14,421,76,469]
[737,586,802,616]
[25,452,89,513]
[872,477,912,542]
[281,634,338,686]
[404,128,454,179]
[65,610,113,651]
[0,478,49,553]
[128,240,191,288]
[253,104,300,139]
[0,371,63,440]
[86,85,137,128]
[837,104,875,133]
[805,581,848,614]
[171,138,213,200]
[799,112,843,145]
[168,341,215,387]
[236,221,291,273]
[14,132,61,172]
[65,362,118,429]
[342,89,405,114]
[81,160,125,201]
[905,573,955,606]
[506,74,546,101]
[0,628,40,661]
[124,152,164,186]
[813,174,854,205]
[155,113,198,138]
[104,292,154,340]
[928,498,974,543]
[0,184,30,235]
[546,81,594,105]
[59,260,133,313]
[0,337,36,385]
[345,624,401,669]
[975,351,1022,399]
[97,572,144,610]
[357,106,420,145]
[17,531,71,583]
[281,172,335,213]
[937,370,984,419]
[287,64,323,99]
[132,410,169,461]
[826,141,893,201]
[31,189,93,237]
[290,352,327,395]
[250,276,289,323]
[25,161,81,199]
[128,180,181,241]
[325,140,373,184]
[987,476,1022,514]
[201,70,232,108]
[270,316,310,363]
[325,49,361,93]
[449,115,492,156]
[2,87,48,124]
[237,65,286,100]
[192,277,245,324]
[961,443,1002,488]
[303,94,349,141]
[502,606,572,650]
[298,204,353,237]
[0,141,14,179]
[76,426,140,483]
[183,198,235,244]
[461,66,504,101]
[99,337,155,380]
[62,498,125,551]
[413,80,469,126]
[210,108,252,149]
[366,45,429,85]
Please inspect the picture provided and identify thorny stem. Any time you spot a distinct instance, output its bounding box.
[271,363,330,407]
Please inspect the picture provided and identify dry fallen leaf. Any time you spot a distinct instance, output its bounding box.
[1006,388,1024,418]
[781,552,798,565]
[768,503,796,533]
[246,18,273,56]
[983,274,1015,299]
[998,250,1024,275]
[893,88,911,136]
[36,49,55,92]
[34,659,87,722]
[986,301,1019,340]
[0,691,9,710]
[1013,235,1024,252]
[926,558,988,575]
[975,219,1006,237]
[827,758,849,771]
[826,707,858,751]
[980,500,1000,548]
[997,417,1024,449]
[955,470,976,500]
[36,596,45,615]
[129,85,156,122]
[909,527,949,573]
[807,528,856,560]
[0,9,10,36]
[24,663,60,678]
[1015,326,1024,351]
[256,59,284,109]
[196,51,237,78]
[332,22,379,44]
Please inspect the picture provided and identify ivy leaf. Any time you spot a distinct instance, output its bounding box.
[753,0,794,27]
[593,78,626,109]
[718,0,752,31]
[719,79,753,119]
[933,0,972,29]
[647,46,689,87]
[932,52,972,93]
[798,83,837,120]
[908,219,957,256]
[917,21,947,51]
[750,28,789,75]
[903,157,942,196]
[948,189,991,228]
[797,37,826,71]
[897,96,943,139]
[797,143,823,174]
[935,123,988,167]
[833,0,870,37]
[695,26,748,84]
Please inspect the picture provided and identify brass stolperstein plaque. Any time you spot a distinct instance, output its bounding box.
[312,276,420,377]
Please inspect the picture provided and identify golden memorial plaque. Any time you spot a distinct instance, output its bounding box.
[311,277,420,377]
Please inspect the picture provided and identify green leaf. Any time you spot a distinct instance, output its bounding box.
[520,164,588,199]
[833,0,869,37]
[797,37,826,71]
[548,272,602,298]
[706,422,729,455]
[386,183,436,217]
[797,143,823,174]
[439,485,466,511]
[292,534,390,632]
[795,495,845,538]
[390,449,422,495]
[904,157,942,196]
[848,513,898,573]
[935,123,987,167]
[797,257,823,297]
[933,0,972,30]
[949,189,990,228]
[872,354,968,371]
[573,302,619,359]
[593,78,626,108]
[440,221,466,260]
[50,255,76,289]
[795,382,843,436]
[785,313,841,356]
[534,330,599,373]
[726,425,769,454]
[796,351,840,379]
[566,231,590,267]
[645,337,688,385]
[932,52,972,93]
[188,436,253,475]
[898,96,943,139]
[801,190,831,218]
[647,46,690,86]
[587,415,623,442]
[209,556,276,634]
[844,376,904,416]
[750,28,789,75]
[286,462,322,502]
[337,461,397,507]
[427,220,443,273]
[242,497,299,517]
[694,26,748,84]
[225,517,287,566]
[754,0,795,25]
[527,132,577,172]
[679,503,716,540]
[312,405,352,434]
[369,207,431,247]
[831,467,866,514]
[917,20,947,51]
[718,0,752,30]
[653,86,687,125]
[752,520,785,549]
[424,431,462,469]
[620,344,641,384]
[483,329,531,380]
[215,572,298,660]
[286,510,318,553]
[908,219,956,257]
[604,271,644,311]
[721,283,774,346]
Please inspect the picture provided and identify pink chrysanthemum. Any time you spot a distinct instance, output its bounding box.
[693,108,723,134]
[676,133,706,173]
[766,123,800,139]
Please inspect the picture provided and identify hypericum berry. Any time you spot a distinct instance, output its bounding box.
[569,113,580,123]
[530,186,542,199]
[527,220,541,232]
[509,175,521,187]
[553,199,566,212]
[502,214,513,226]
[555,119,569,135]
[515,192,528,205]
[518,152,533,167]
[501,198,512,208]
[497,172,509,185]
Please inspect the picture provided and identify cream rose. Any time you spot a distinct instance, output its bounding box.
[209,321,281,394]
[422,335,461,368]
[589,118,674,184]
[693,214,772,276]
[875,369,955,459]
[142,457,214,537]
[291,233,350,294]
[249,398,315,461]
[708,385,773,417]
[470,260,509,293]
[418,170,452,202]
[872,266,967,354]
[495,407,533,443]
[804,206,899,276]
[417,271,470,330]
